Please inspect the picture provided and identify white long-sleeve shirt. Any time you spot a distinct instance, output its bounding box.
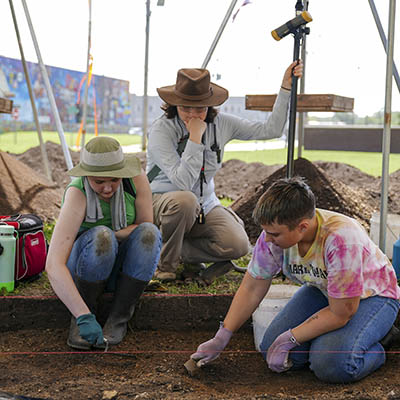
[146,88,291,214]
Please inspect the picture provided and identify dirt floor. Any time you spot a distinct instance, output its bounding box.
[2,141,400,399]
[2,328,400,400]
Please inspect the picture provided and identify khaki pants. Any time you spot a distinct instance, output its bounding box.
[152,191,250,273]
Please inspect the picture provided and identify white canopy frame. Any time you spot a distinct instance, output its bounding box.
[8,0,52,182]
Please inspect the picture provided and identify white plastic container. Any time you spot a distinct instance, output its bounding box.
[252,284,299,351]
[369,212,400,259]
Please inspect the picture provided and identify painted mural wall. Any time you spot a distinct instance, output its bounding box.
[0,55,131,129]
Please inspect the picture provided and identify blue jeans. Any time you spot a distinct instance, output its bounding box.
[67,223,161,289]
[259,285,400,383]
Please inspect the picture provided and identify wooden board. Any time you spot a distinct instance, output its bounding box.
[245,94,354,112]
[304,126,400,153]
[0,98,13,114]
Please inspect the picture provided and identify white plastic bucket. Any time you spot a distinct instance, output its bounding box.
[252,284,299,351]
[369,212,400,259]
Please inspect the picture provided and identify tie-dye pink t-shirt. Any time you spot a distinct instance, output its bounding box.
[248,209,400,300]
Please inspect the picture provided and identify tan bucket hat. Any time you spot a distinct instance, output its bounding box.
[67,136,141,178]
[157,68,229,107]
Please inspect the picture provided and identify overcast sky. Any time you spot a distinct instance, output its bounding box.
[1,0,399,117]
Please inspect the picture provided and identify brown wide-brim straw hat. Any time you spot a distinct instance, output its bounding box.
[67,136,142,178]
[157,68,229,107]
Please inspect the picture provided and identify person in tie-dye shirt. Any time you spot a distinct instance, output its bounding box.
[190,177,400,383]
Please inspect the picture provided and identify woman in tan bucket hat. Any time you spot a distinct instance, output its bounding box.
[147,61,302,283]
[46,136,161,350]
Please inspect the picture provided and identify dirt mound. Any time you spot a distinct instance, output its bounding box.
[314,161,378,189]
[231,157,376,244]
[15,141,81,189]
[0,151,63,222]
[315,160,400,215]
[386,169,400,215]
[214,159,282,201]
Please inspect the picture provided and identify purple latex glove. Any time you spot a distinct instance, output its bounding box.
[191,323,233,366]
[266,329,300,373]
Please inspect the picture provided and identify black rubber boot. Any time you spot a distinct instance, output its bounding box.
[380,325,400,350]
[67,277,107,350]
[197,260,234,285]
[101,272,148,345]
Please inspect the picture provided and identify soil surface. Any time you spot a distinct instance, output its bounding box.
[0,150,63,222]
[2,328,400,400]
[2,141,400,399]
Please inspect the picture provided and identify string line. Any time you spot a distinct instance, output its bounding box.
[1,349,400,356]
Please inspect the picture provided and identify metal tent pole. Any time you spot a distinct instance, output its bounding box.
[20,0,73,170]
[286,29,302,178]
[296,0,309,159]
[142,0,150,151]
[296,36,307,159]
[379,0,396,254]
[141,0,165,151]
[201,0,238,69]
[8,0,52,182]
[80,0,92,148]
[368,0,400,94]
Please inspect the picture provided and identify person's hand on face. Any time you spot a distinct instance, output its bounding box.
[177,105,208,144]
[186,117,207,144]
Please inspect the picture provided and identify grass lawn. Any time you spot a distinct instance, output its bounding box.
[0,131,142,153]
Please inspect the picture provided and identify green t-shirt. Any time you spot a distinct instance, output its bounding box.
[66,177,136,231]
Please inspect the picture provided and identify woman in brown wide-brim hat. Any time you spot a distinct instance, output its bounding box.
[146,61,303,283]
[46,136,162,351]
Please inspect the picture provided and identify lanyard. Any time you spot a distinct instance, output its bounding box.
[198,140,207,224]
[210,123,221,163]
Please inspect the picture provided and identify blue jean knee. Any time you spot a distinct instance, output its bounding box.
[113,222,161,282]
[67,225,118,282]
[259,285,400,383]
[309,296,400,383]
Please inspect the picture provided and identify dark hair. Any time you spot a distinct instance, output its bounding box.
[252,177,316,230]
[160,103,218,123]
